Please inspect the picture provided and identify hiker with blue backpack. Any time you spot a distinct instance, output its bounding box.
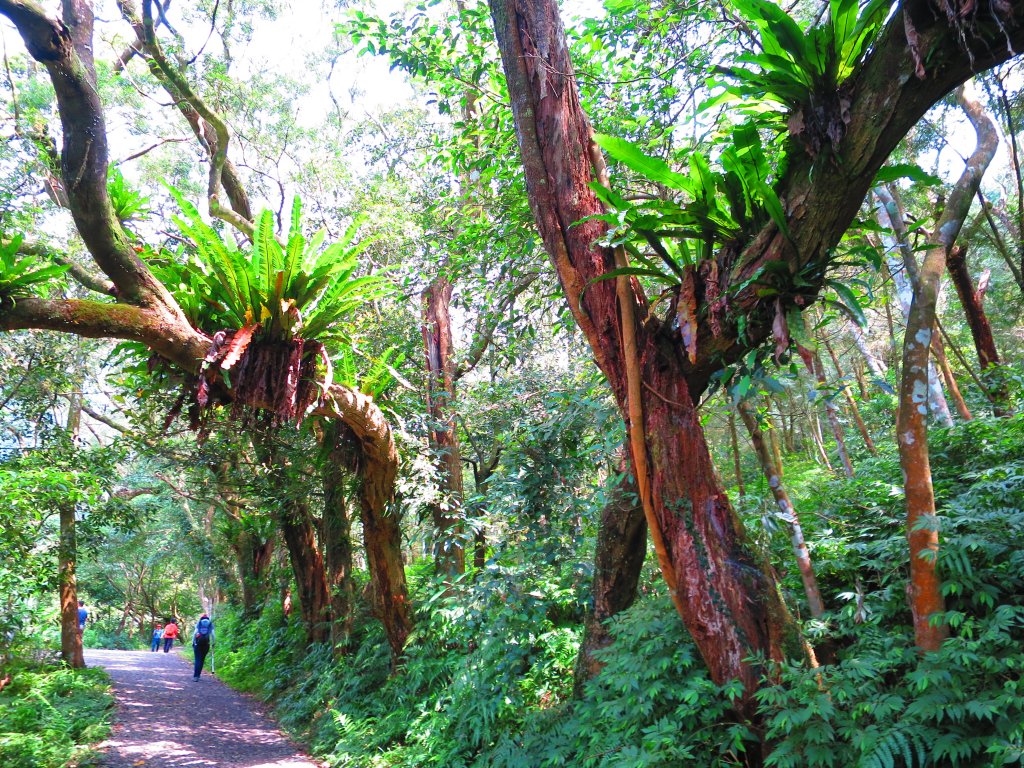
[191,614,214,681]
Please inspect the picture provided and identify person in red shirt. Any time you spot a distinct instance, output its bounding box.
[161,619,180,653]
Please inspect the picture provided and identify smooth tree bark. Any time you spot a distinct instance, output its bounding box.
[849,319,888,384]
[931,327,973,421]
[823,337,877,455]
[737,402,825,619]
[422,276,466,577]
[798,343,855,478]
[875,189,957,426]
[946,245,1011,414]
[898,82,998,652]
[573,453,647,695]
[807,410,835,470]
[487,0,1024,712]
[0,0,411,662]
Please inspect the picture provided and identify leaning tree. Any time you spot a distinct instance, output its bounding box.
[0,0,411,660]
[488,0,1024,717]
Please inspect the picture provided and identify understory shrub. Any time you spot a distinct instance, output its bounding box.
[0,662,113,768]
[210,416,1023,767]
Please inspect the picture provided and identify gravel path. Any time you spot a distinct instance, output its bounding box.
[84,648,322,768]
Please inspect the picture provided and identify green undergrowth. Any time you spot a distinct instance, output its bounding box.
[0,662,113,768]
[213,416,1023,767]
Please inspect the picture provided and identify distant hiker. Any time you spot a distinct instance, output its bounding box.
[151,623,164,652]
[191,614,214,681]
[77,600,88,635]
[161,619,180,652]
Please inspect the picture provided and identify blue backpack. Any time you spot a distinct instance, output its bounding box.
[195,618,212,641]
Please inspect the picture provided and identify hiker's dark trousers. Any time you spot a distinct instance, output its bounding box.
[163,637,175,652]
[193,639,210,678]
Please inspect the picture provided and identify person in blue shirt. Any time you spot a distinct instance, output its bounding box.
[151,623,164,652]
[77,601,88,635]
[191,615,214,681]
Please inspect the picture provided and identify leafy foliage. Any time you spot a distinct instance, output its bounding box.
[591,123,785,279]
[107,168,150,224]
[0,662,112,768]
[0,236,69,302]
[712,0,891,154]
[159,193,386,345]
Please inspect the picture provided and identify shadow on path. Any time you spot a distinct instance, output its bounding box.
[85,648,321,768]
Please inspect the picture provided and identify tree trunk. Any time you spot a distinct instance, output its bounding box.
[321,423,356,655]
[357,447,411,663]
[468,445,501,571]
[946,245,1011,415]
[737,403,825,619]
[823,337,877,455]
[899,83,997,652]
[728,411,746,497]
[60,365,85,669]
[231,532,274,618]
[279,498,331,645]
[807,407,834,471]
[931,333,973,421]
[490,0,803,717]
[766,409,785,477]
[876,189,956,427]
[58,502,84,669]
[574,455,647,695]
[798,341,855,478]
[323,389,412,663]
[422,276,466,578]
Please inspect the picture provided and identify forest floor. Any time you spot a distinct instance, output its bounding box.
[84,648,323,768]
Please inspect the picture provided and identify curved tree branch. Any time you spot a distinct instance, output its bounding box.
[0,0,184,311]
[7,239,116,296]
[123,0,254,229]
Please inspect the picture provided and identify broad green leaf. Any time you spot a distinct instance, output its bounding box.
[825,279,868,326]
[593,134,691,191]
[873,164,942,186]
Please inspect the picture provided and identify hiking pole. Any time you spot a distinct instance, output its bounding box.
[210,603,215,676]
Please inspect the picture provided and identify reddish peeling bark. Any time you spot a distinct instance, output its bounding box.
[487,0,1024,705]
[573,454,647,695]
[59,502,84,668]
[899,84,997,652]
[489,0,801,714]
[946,246,1011,415]
[319,389,411,661]
[737,403,824,619]
[422,276,466,577]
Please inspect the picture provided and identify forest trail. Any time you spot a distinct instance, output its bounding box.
[84,648,322,768]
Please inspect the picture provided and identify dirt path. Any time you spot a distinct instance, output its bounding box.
[84,648,322,768]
